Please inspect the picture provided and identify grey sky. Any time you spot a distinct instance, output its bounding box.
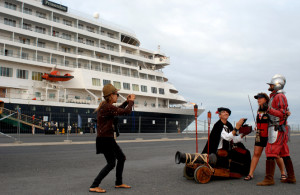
[61,0,300,125]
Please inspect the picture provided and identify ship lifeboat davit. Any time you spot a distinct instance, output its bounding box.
[42,70,74,82]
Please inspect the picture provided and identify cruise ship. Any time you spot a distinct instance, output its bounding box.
[0,0,204,133]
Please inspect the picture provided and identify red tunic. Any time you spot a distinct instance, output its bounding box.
[265,92,290,157]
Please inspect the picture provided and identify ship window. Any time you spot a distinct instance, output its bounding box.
[23,7,32,15]
[92,78,101,86]
[141,85,147,92]
[107,32,114,38]
[4,18,16,27]
[148,75,155,81]
[51,58,57,64]
[113,81,121,90]
[156,76,163,82]
[52,30,59,37]
[159,88,165,95]
[32,72,43,81]
[19,37,30,45]
[75,96,80,99]
[103,80,111,85]
[140,73,147,80]
[125,60,131,65]
[86,39,94,46]
[4,49,13,56]
[87,26,95,33]
[36,11,46,19]
[63,19,72,26]
[107,45,114,51]
[151,87,157,94]
[86,97,92,100]
[123,83,130,90]
[78,37,83,43]
[49,93,56,99]
[78,24,84,29]
[23,23,32,30]
[0,67,13,77]
[132,84,139,91]
[35,26,46,34]
[53,16,60,22]
[21,52,29,60]
[5,2,17,10]
[37,55,43,62]
[65,60,69,66]
[62,33,71,41]
[38,41,45,48]
[151,103,156,107]
[35,92,41,97]
[144,101,147,106]
[17,69,28,79]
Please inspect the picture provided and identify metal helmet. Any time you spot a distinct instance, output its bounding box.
[267,74,286,91]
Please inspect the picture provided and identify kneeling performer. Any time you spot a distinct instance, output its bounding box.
[202,107,251,176]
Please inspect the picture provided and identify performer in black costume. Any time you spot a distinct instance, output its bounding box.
[202,107,251,176]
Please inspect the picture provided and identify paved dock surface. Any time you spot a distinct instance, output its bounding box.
[0,133,299,195]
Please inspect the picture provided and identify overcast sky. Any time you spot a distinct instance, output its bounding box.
[60,0,300,126]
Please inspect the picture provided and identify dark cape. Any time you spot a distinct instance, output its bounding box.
[202,119,233,154]
[201,119,251,175]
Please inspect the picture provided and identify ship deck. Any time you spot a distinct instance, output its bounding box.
[1,133,299,194]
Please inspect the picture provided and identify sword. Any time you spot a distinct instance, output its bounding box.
[248,95,256,124]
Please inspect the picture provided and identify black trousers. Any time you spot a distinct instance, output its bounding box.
[91,143,126,187]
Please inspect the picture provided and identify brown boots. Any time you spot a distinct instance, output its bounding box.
[257,159,275,186]
[281,158,296,184]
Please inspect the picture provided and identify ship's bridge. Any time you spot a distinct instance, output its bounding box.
[121,34,140,46]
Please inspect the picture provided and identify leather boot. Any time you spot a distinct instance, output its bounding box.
[257,159,275,186]
[281,158,296,183]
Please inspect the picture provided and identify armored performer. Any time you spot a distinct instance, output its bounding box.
[257,74,296,186]
[244,93,286,181]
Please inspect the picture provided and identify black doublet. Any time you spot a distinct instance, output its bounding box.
[202,119,233,154]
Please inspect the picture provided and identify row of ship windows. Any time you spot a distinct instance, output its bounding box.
[5,2,118,39]
[2,19,151,66]
[0,66,165,95]
[1,49,163,82]
[4,2,117,39]
[3,18,114,48]
[92,78,165,94]
[1,13,154,61]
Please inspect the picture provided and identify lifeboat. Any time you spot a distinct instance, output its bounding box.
[42,70,74,82]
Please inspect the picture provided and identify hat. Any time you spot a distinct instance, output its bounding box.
[103,84,118,97]
[216,107,231,116]
[254,93,269,102]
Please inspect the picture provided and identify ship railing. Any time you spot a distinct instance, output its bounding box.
[2,91,97,105]
[0,19,122,57]
[0,2,125,40]
[0,107,44,129]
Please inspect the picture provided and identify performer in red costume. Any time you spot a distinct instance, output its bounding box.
[257,74,296,186]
